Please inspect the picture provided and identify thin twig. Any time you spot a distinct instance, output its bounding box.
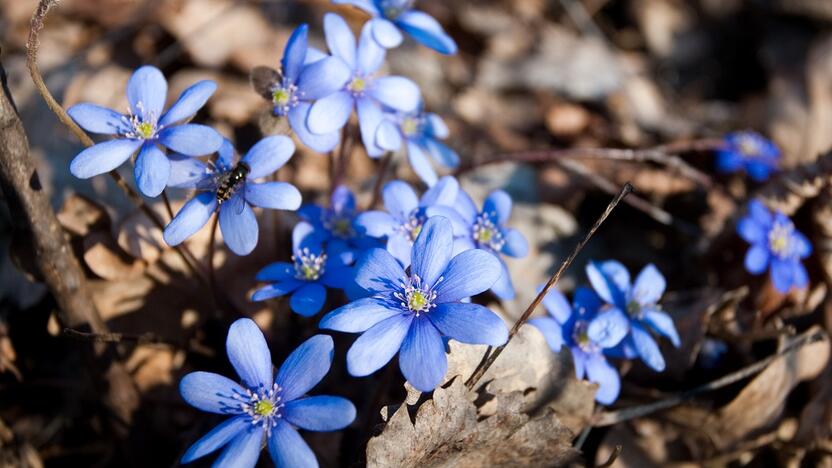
[465,183,633,390]
[591,328,827,427]
[334,124,354,192]
[368,152,393,210]
[63,328,171,346]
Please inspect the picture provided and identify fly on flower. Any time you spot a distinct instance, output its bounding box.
[163,138,301,255]
[180,319,355,468]
[67,65,223,197]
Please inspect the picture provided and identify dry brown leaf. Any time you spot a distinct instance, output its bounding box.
[115,204,169,264]
[83,232,144,281]
[56,194,109,237]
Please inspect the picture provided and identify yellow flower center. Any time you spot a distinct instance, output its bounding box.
[408,290,428,311]
[253,399,274,416]
[348,77,366,93]
[738,136,759,157]
[273,88,291,106]
[136,121,155,139]
[401,117,419,136]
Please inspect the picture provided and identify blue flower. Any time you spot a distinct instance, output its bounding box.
[375,109,460,186]
[253,24,353,153]
[354,176,466,266]
[453,189,528,300]
[67,65,223,197]
[307,14,421,157]
[716,131,780,181]
[528,287,628,404]
[252,222,354,316]
[320,217,508,391]
[180,319,355,468]
[738,200,811,293]
[163,137,301,255]
[586,261,680,372]
[333,0,458,55]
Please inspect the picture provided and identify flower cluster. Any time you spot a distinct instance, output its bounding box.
[530,262,679,404]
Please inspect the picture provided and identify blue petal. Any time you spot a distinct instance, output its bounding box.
[226,318,273,389]
[429,302,508,345]
[354,248,405,293]
[631,325,665,371]
[744,244,770,275]
[357,22,387,75]
[377,118,402,151]
[433,249,501,303]
[276,334,334,401]
[424,139,459,169]
[284,396,356,431]
[426,113,449,138]
[126,65,166,122]
[217,138,236,168]
[332,185,355,213]
[407,141,438,186]
[158,124,223,156]
[793,231,812,258]
[368,76,420,112]
[425,205,469,236]
[541,288,572,323]
[324,13,357,70]
[489,258,515,300]
[571,348,588,379]
[716,150,743,173]
[333,0,380,16]
[399,317,447,392]
[307,91,353,135]
[643,309,680,347]
[282,25,309,84]
[370,17,403,48]
[454,190,478,224]
[355,211,398,237]
[163,192,216,246]
[501,228,528,258]
[167,154,209,188]
[573,286,603,315]
[267,421,318,468]
[293,222,320,253]
[747,161,774,181]
[770,258,795,293]
[356,97,385,157]
[212,427,263,468]
[483,190,512,225]
[67,103,128,134]
[244,182,301,210]
[748,200,773,226]
[387,233,413,266]
[346,314,413,377]
[179,371,247,414]
[382,180,419,220]
[256,262,295,282]
[288,104,341,153]
[632,264,666,305]
[70,139,142,178]
[587,308,629,348]
[134,143,170,197]
[585,260,628,307]
[241,135,295,179]
[297,56,352,100]
[410,216,453,287]
[419,175,458,207]
[793,262,809,289]
[396,10,458,55]
[219,195,259,255]
[737,216,766,244]
[159,80,217,127]
[251,281,304,301]
[290,283,327,317]
[528,318,564,352]
[181,416,249,463]
[585,353,621,405]
[320,297,404,332]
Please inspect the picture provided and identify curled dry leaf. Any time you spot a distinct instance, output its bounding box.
[115,204,170,264]
[83,232,144,281]
[56,193,109,237]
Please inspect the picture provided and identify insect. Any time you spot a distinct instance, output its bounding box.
[216,162,250,204]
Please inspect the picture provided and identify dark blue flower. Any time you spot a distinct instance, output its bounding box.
[256,24,353,153]
[375,109,459,186]
[716,131,780,182]
[307,14,421,157]
[738,200,811,293]
[163,137,301,255]
[453,189,528,300]
[180,319,355,468]
[333,0,458,55]
[529,287,628,404]
[68,65,223,197]
[354,176,466,266]
[586,261,679,372]
[252,221,354,316]
[320,217,508,391]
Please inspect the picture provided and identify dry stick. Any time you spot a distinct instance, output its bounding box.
[591,328,827,427]
[368,151,393,210]
[63,328,172,346]
[334,124,354,192]
[465,183,634,390]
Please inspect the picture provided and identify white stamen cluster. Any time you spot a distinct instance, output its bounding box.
[572,320,597,353]
[233,383,284,436]
[768,221,795,258]
[271,82,302,115]
[394,274,441,316]
[323,212,355,239]
[347,75,370,97]
[472,213,505,251]
[293,248,327,281]
[398,215,424,242]
[121,102,160,140]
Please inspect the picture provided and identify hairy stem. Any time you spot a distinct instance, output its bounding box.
[368,151,393,210]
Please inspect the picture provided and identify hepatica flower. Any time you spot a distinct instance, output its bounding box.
[375,109,460,186]
[298,185,374,265]
[454,189,528,300]
[333,0,458,55]
[251,24,352,153]
[252,222,353,316]
[180,319,355,468]
[307,14,421,157]
[355,176,464,266]
[738,200,811,293]
[163,137,301,255]
[586,261,679,372]
[529,287,628,404]
[320,217,508,391]
[716,131,780,182]
[68,65,222,197]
